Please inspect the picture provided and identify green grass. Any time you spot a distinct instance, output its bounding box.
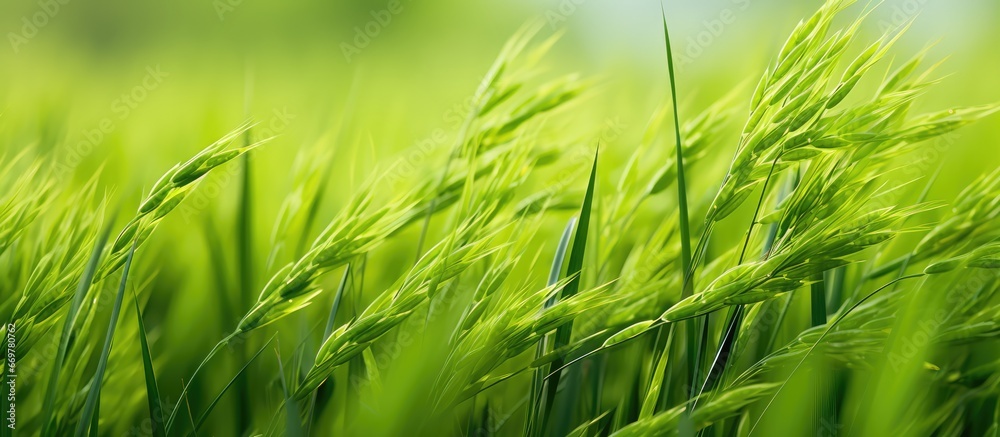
[3,0,1000,435]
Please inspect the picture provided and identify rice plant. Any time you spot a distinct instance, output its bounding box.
[2,0,1000,436]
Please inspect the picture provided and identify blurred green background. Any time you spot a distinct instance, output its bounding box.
[2,0,998,434]
[2,0,997,186]
[2,0,998,221]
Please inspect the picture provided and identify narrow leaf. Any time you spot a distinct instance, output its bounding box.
[76,239,138,437]
[133,289,166,437]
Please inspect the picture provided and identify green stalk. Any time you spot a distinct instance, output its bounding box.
[236,132,254,434]
[661,0,692,297]
[306,265,353,435]
[693,159,785,430]
[275,343,305,437]
[194,335,276,432]
[659,6,698,409]
[133,289,166,437]
[75,240,138,436]
[165,333,239,432]
[538,150,598,435]
[527,218,576,437]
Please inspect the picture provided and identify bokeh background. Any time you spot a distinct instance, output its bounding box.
[1,0,997,434]
[2,0,998,241]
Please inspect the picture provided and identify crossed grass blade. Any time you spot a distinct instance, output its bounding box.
[75,239,137,436]
[39,216,115,437]
[538,148,598,435]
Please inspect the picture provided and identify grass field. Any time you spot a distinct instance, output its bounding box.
[2,0,1000,435]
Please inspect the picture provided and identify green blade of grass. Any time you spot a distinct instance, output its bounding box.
[659,5,699,408]
[527,218,576,436]
[306,264,352,434]
[132,288,166,437]
[640,324,674,420]
[325,264,352,339]
[165,337,230,432]
[89,401,100,437]
[275,342,305,437]
[524,217,576,435]
[549,219,577,297]
[692,305,742,412]
[236,133,254,435]
[41,216,116,437]
[661,5,692,295]
[194,334,276,432]
[539,147,598,434]
[75,239,138,437]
